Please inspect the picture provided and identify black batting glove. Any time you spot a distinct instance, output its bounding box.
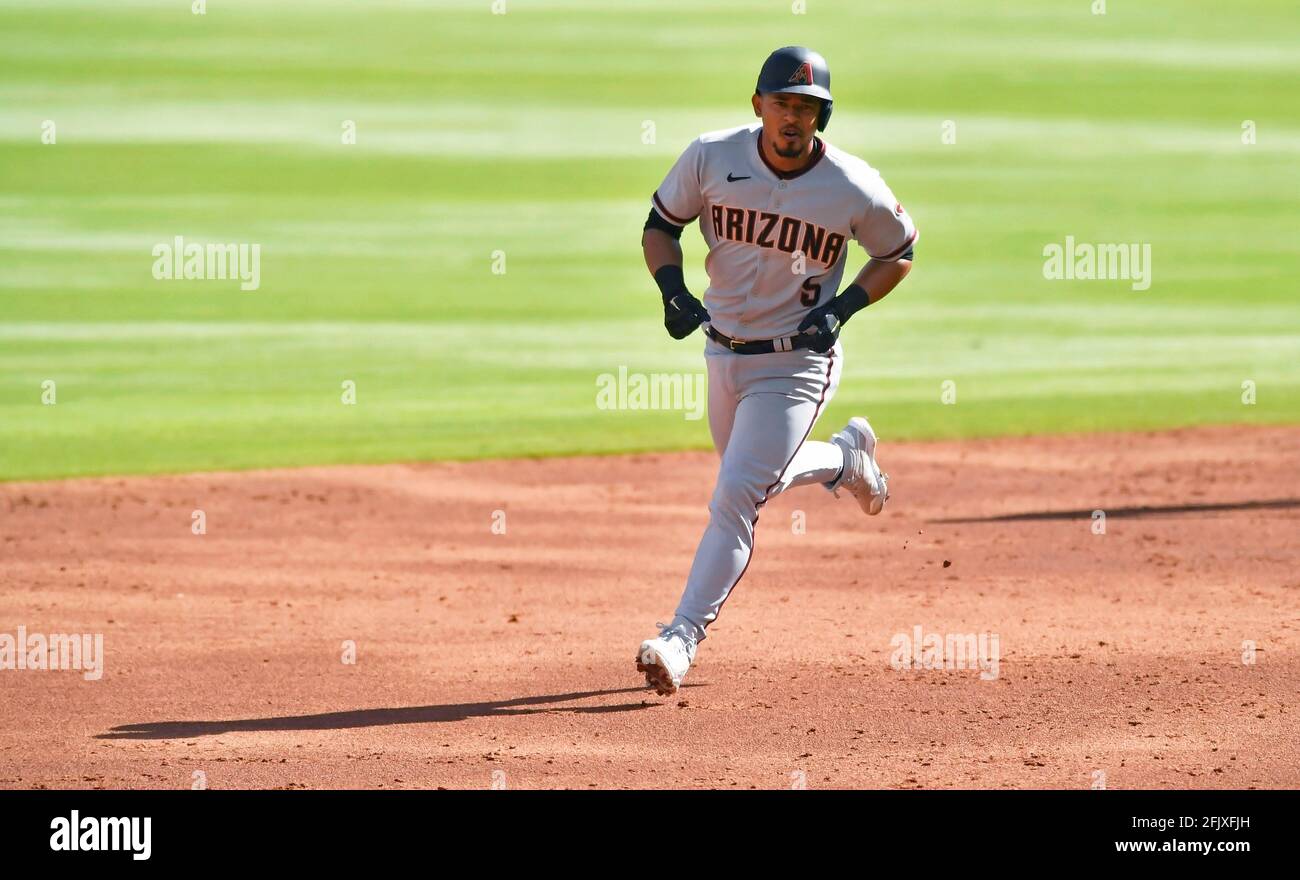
[654,265,710,340]
[797,284,870,353]
[796,304,842,353]
[664,292,710,340]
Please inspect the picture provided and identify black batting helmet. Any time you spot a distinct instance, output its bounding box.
[755,46,833,131]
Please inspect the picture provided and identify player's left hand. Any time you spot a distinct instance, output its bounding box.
[797,303,842,353]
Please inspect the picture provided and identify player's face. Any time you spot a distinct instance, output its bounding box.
[753,92,821,158]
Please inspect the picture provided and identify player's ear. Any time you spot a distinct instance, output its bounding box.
[752,92,762,118]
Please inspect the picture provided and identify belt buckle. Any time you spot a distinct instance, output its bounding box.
[729,336,743,351]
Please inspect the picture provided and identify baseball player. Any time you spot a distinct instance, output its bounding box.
[637,46,917,695]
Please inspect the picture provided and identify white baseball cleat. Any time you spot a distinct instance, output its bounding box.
[828,416,890,516]
[636,623,697,696]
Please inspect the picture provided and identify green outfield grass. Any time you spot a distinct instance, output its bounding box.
[1,0,1297,480]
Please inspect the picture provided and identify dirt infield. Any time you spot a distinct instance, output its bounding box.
[1,425,1296,789]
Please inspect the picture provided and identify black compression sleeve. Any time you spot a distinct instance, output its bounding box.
[644,207,684,240]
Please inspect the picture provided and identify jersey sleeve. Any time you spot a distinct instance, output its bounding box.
[650,138,705,226]
[850,177,918,262]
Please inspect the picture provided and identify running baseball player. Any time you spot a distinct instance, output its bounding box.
[637,46,917,695]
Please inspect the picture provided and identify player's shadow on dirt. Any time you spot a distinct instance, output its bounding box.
[94,685,686,740]
[932,497,1300,524]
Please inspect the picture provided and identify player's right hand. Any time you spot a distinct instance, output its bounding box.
[664,292,710,340]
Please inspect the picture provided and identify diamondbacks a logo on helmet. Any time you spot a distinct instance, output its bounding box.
[789,62,814,86]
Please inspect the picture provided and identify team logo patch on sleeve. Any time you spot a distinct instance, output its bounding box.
[895,202,905,215]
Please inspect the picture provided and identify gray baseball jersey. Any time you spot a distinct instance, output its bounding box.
[651,121,918,340]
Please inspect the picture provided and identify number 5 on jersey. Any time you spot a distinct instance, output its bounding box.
[800,276,822,307]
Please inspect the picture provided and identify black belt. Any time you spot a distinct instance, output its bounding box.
[705,325,812,355]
